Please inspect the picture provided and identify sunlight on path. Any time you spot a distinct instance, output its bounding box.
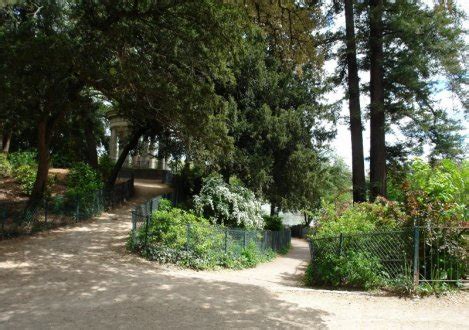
[0,179,467,329]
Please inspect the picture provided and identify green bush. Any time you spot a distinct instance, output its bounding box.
[170,164,205,208]
[316,197,405,236]
[8,151,37,168]
[98,154,115,181]
[0,154,12,177]
[263,215,283,231]
[404,159,467,226]
[194,174,264,229]
[66,162,102,198]
[305,251,383,290]
[130,203,275,270]
[158,198,173,212]
[12,164,37,195]
[51,153,74,168]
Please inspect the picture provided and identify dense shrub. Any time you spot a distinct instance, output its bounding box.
[263,215,283,231]
[8,151,37,168]
[12,164,37,195]
[3,151,38,195]
[307,159,468,293]
[171,164,205,208]
[51,153,74,168]
[66,162,102,198]
[0,154,11,177]
[130,201,275,270]
[316,197,405,236]
[305,251,383,290]
[98,154,115,181]
[404,159,467,226]
[194,175,264,229]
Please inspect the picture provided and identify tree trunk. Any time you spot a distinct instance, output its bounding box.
[28,120,50,206]
[344,0,366,203]
[369,0,386,201]
[2,130,12,154]
[83,117,99,170]
[104,128,144,192]
[270,204,277,217]
[303,212,310,227]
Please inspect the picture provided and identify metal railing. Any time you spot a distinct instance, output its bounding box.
[308,226,468,286]
[130,195,291,255]
[0,177,134,239]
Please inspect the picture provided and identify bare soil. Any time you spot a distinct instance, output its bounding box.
[0,179,467,329]
[0,168,69,204]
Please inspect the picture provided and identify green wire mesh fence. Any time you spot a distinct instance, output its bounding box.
[308,226,468,285]
[130,195,291,256]
[0,177,134,238]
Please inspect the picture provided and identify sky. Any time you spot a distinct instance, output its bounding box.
[329,0,468,168]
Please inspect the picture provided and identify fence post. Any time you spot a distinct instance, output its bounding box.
[263,231,267,251]
[243,230,247,249]
[338,233,344,256]
[144,215,150,249]
[413,226,420,288]
[224,228,228,253]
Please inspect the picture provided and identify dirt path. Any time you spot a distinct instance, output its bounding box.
[0,180,467,329]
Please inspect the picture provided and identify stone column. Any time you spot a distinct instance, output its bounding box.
[109,128,118,161]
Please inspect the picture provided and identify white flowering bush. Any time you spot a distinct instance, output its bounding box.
[194,175,264,229]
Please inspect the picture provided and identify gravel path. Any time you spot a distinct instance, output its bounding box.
[0,180,467,329]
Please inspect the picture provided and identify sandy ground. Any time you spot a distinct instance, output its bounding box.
[0,179,467,329]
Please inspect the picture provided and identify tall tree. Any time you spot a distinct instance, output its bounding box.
[368,0,386,200]
[73,0,244,189]
[217,34,338,214]
[344,0,366,202]
[348,0,467,199]
[0,1,84,205]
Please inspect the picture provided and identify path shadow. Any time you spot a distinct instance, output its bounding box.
[0,243,329,329]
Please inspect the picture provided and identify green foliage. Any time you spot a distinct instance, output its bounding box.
[171,165,205,208]
[6,151,38,195]
[344,1,468,159]
[51,153,74,169]
[194,175,264,229]
[404,159,467,226]
[0,154,11,177]
[305,251,383,290]
[66,163,102,198]
[98,154,115,182]
[131,204,275,270]
[157,198,173,212]
[316,197,405,236]
[215,31,339,214]
[8,151,37,168]
[408,159,467,205]
[12,164,37,195]
[263,215,283,231]
[308,159,467,293]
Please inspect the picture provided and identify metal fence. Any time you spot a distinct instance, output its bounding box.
[0,177,134,238]
[308,226,468,285]
[130,195,291,255]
